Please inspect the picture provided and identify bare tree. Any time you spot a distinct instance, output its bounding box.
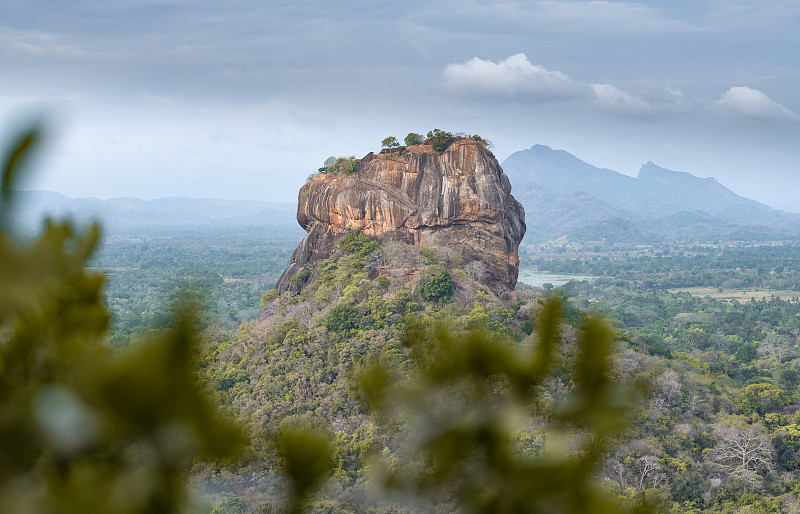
[758,333,795,362]
[607,458,627,489]
[636,455,663,489]
[649,370,682,413]
[296,302,314,328]
[713,423,773,476]
[363,248,385,274]
[463,261,487,282]
[687,392,705,416]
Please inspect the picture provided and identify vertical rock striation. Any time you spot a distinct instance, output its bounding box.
[276,137,526,293]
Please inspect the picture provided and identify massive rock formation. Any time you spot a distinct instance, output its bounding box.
[275,137,526,293]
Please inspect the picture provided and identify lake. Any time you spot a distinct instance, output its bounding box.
[517,269,596,288]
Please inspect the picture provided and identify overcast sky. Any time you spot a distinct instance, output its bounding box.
[2,0,799,211]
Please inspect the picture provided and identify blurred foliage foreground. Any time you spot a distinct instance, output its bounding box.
[0,126,246,513]
[1,125,651,513]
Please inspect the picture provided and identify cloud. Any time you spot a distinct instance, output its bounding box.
[0,28,86,58]
[714,86,799,122]
[424,1,703,35]
[535,1,703,33]
[591,83,688,118]
[442,53,580,99]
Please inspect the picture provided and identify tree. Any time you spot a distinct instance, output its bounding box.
[404,132,424,146]
[318,155,336,172]
[758,333,795,362]
[738,383,794,415]
[713,421,773,477]
[670,471,704,504]
[381,136,400,149]
[471,134,493,149]
[358,298,653,513]
[345,158,359,174]
[650,370,682,411]
[426,128,453,152]
[338,230,380,270]
[320,156,359,175]
[636,455,664,489]
[735,341,758,363]
[325,303,360,333]
[420,269,453,303]
[779,367,800,388]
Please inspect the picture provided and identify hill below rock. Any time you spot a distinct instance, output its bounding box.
[276,137,526,293]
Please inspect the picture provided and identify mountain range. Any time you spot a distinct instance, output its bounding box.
[12,144,798,243]
[501,145,799,242]
[10,191,300,237]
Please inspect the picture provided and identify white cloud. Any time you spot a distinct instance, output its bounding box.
[591,83,688,117]
[714,86,799,122]
[442,53,580,99]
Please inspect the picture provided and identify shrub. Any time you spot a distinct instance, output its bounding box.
[316,156,336,174]
[288,269,311,290]
[320,156,359,175]
[260,288,279,307]
[419,246,437,265]
[735,341,758,363]
[325,304,360,333]
[339,230,378,255]
[420,270,453,303]
[670,471,705,504]
[471,134,493,149]
[426,129,453,152]
[339,231,381,270]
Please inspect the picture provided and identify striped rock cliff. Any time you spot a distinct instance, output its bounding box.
[275,137,526,294]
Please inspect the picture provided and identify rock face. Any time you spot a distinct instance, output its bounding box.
[276,137,526,293]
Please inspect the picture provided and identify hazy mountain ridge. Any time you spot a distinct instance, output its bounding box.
[502,145,799,242]
[15,142,798,243]
[13,190,300,236]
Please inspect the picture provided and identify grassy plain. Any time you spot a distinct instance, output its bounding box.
[668,286,800,302]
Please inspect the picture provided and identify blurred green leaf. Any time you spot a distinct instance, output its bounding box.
[276,428,332,514]
[360,297,652,514]
[0,124,246,513]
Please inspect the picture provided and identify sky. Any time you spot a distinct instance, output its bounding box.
[1,0,799,212]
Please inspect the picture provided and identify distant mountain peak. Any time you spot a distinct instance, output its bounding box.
[500,144,793,240]
[636,161,723,186]
[637,161,673,176]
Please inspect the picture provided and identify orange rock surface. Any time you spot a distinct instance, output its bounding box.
[276,137,526,293]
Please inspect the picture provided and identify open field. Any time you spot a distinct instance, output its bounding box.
[668,286,800,302]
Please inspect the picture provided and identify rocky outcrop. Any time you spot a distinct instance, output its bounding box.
[276,137,526,293]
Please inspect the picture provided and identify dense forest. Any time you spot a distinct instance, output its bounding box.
[117,233,793,513]
[73,228,800,512]
[90,229,302,345]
